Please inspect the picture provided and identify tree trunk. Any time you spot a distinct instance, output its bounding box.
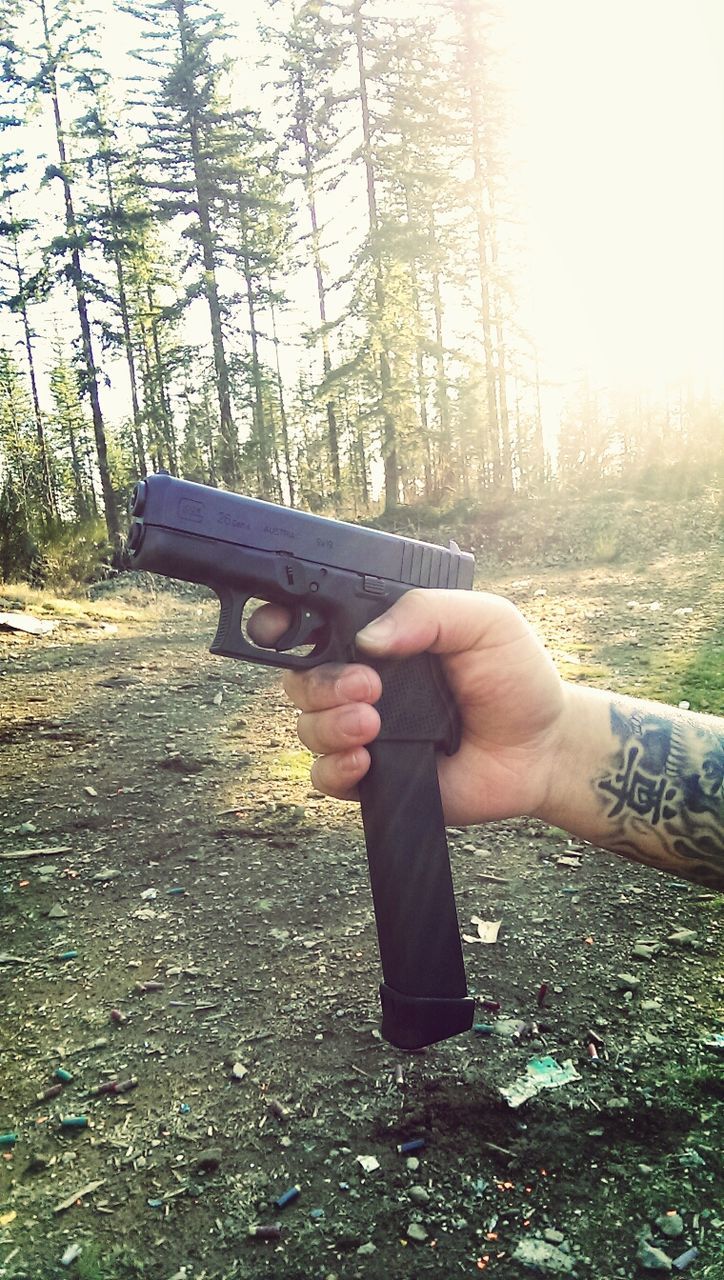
[102,161,148,478]
[146,285,177,473]
[175,0,236,486]
[458,4,500,486]
[429,222,452,493]
[532,349,546,487]
[40,0,120,546]
[295,68,341,497]
[138,313,166,470]
[268,284,295,506]
[9,221,57,520]
[238,197,272,497]
[352,0,398,510]
[486,185,513,487]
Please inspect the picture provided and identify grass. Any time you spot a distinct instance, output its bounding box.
[0,582,204,627]
[269,747,315,783]
[643,634,724,714]
[74,1243,147,1280]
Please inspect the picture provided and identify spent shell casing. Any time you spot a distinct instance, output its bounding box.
[54,1068,73,1084]
[673,1247,699,1271]
[0,1132,18,1147]
[59,1115,88,1129]
[114,1077,139,1094]
[37,1084,63,1102]
[397,1138,425,1154]
[274,1184,300,1210]
[248,1223,282,1240]
[89,1080,118,1096]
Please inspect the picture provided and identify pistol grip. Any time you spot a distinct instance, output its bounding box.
[358,736,474,1050]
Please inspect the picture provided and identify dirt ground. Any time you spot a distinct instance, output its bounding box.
[0,545,722,1280]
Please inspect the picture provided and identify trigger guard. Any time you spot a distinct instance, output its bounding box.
[273,605,325,653]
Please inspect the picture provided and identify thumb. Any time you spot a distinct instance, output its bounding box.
[355,588,527,658]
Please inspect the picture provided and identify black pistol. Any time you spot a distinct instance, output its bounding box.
[128,473,475,1049]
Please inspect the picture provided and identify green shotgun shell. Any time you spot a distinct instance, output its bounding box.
[54,1068,74,1083]
[55,950,78,961]
[59,1115,88,1129]
[0,1132,18,1147]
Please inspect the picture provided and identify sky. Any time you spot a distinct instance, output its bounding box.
[500,0,724,396]
[98,0,724,400]
[5,0,724,440]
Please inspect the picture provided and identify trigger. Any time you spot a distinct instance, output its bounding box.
[273,606,324,652]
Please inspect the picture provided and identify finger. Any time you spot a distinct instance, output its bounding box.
[246,601,290,647]
[355,589,529,658]
[296,702,381,755]
[310,747,371,801]
[282,663,382,713]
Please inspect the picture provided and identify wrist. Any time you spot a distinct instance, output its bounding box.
[530,682,590,828]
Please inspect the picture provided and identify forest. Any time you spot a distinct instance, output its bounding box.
[0,0,721,582]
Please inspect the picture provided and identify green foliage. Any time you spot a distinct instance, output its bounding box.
[74,1241,148,1280]
[0,480,38,581]
[0,0,721,581]
[645,635,724,716]
[590,530,624,564]
[33,517,111,588]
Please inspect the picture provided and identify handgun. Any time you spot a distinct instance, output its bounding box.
[127,473,475,1049]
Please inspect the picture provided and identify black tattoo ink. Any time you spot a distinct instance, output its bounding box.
[599,744,678,822]
[597,701,723,885]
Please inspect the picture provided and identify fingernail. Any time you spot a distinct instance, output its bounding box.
[337,670,373,700]
[356,615,395,649]
[338,705,363,735]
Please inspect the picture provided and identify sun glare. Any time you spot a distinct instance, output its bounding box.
[501,0,724,395]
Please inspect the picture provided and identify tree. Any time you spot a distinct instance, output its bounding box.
[273,0,350,502]
[443,0,511,486]
[0,148,58,518]
[351,0,400,510]
[1,0,123,543]
[126,0,252,487]
[73,69,151,479]
[48,348,98,521]
[359,8,463,499]
[228,140,291,500]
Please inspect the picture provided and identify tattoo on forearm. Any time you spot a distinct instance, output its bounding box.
[596,701,724,886]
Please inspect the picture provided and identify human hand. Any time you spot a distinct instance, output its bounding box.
[249,590,569,826]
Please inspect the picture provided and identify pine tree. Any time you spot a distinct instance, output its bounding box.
[351,0,400,510]
[73,69,150,478]
[273,0,349,502]
[0,149,58,519]
[48,350,98,521]
[0,348,41,515]
[1,0,123,543]
[443,0,511,487]
[0,351,41,577]
[125,0,252,487]
[362,9,462,500]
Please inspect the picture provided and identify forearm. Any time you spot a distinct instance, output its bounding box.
[537,684,724,888]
